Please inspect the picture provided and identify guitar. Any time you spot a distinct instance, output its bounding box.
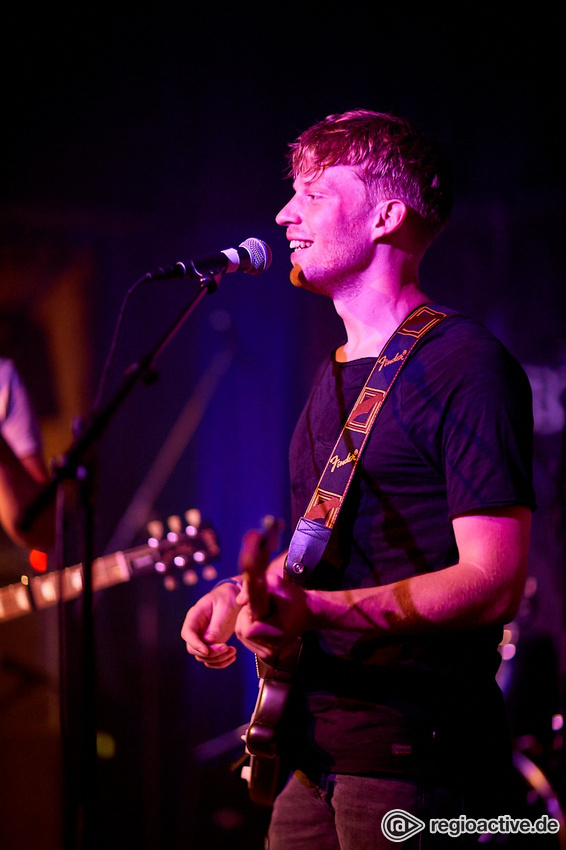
[239,516,302,807]
[0,509,220,623]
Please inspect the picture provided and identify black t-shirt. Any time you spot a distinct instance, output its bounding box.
[286,314,535,786]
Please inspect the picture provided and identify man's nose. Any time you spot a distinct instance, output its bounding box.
[275,196,300,226]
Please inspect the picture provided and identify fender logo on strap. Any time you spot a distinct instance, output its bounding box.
[376,349,408,371]
[329,449,359,473]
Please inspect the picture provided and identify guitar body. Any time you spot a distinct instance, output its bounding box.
[244,647,300,806]
[238,517,301,806]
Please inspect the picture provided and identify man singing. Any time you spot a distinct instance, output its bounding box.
[182,110,535,848]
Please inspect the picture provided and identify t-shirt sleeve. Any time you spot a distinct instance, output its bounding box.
[0,359,43,458]
[406,321,536,517]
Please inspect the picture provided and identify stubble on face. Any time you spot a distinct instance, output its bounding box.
[289,174,377,298]
[289,210,376,299]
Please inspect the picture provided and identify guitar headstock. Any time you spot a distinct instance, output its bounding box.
[239,516,284,577]
[239,515,284,622]
[260,515,285,548]
[145,509,220,590]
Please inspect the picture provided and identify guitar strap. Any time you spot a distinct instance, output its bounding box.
[285,303,457,583]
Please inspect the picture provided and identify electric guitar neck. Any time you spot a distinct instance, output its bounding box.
[0,509,220,623]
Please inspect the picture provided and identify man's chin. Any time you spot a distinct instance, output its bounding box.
[290,263,324,293]
[289,263,334,298]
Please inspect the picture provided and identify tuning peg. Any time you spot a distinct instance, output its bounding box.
[147,520,164,541]
[167,514,183,539]
[182,569,199,586]
[173,555,188,569]
[185,508,202,530]
[200,527,220,558]
[261,515,285,533]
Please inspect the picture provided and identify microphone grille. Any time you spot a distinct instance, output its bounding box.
[239,238,272,275]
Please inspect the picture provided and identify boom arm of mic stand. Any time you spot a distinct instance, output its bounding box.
[19,277,215,533]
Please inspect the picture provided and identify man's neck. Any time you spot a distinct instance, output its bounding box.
[334,279,429,363]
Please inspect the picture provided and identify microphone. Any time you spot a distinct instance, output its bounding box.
[149,237,272,281]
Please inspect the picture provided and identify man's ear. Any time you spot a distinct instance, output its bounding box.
[372,199,408,239]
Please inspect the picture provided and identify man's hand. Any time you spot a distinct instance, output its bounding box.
[181,582,242,669]
[235,572,311,661]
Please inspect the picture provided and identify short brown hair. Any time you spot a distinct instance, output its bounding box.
[289,109,453,242]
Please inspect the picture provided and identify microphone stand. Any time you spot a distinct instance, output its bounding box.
[20,272,221,850]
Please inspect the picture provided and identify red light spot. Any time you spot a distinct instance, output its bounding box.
[29,549,48,573]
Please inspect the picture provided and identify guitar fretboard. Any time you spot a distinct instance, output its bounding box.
[0,519,220,623]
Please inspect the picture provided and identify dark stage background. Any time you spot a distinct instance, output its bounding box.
[1,4,565,848]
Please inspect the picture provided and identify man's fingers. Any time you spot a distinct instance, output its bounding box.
[181,612,211,657]
[197,644,237,668]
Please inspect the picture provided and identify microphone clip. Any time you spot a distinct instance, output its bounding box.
[187,258,224,292]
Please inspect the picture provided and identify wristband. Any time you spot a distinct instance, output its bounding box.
[213,578,243,593]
